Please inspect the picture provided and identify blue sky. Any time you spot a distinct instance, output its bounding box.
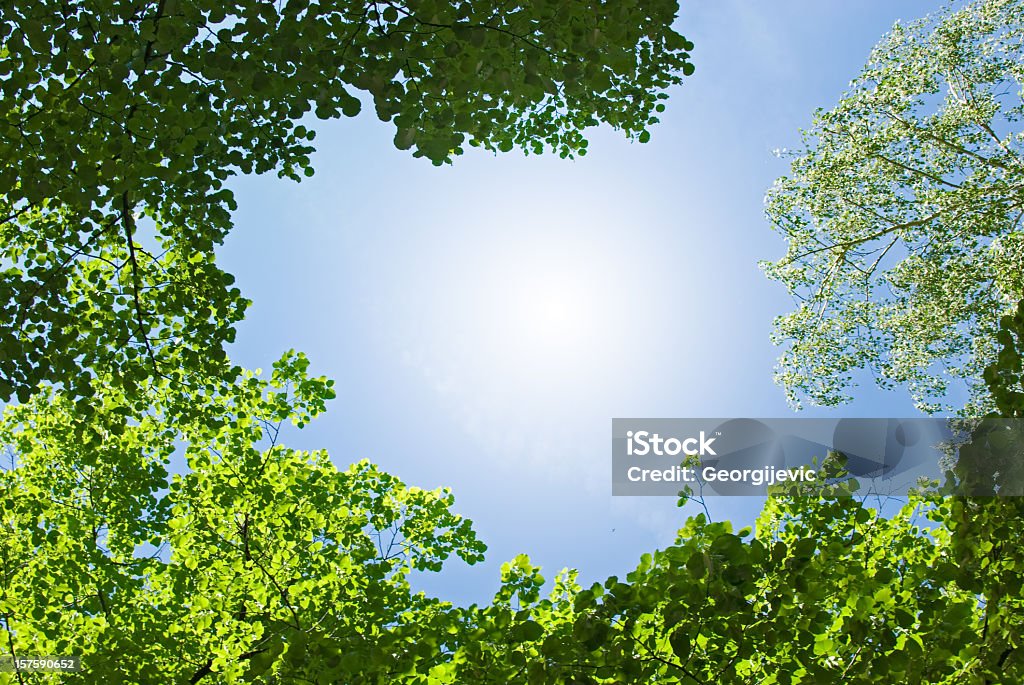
[219,1,946,606]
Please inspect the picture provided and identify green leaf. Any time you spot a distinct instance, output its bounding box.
[511,620,545,643]
[669,628,690,659]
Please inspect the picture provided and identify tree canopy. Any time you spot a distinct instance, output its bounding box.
[3,361,1022,683]
[0,354,489,682]
[4,1,1024,683]
[2,301,1022,684]
[762,0,1024,414]
[0,0,695,406]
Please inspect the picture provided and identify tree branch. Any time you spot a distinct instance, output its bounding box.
[119,193,160,376]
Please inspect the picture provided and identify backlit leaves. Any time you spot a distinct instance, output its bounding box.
[0,353,486,683]
[2,353,1021,682]
[762,0,1024,414]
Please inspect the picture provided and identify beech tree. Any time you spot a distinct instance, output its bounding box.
[456,493,1018,684]
[0,0,695,405]
[762,0,1024,414]
[0,353,490,683]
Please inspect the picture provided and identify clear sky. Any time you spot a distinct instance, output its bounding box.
[219,1,949,607]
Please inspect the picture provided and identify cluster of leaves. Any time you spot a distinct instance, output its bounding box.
[762,0,1024,414]
[984,298,1024,416]
[0,0,695,405]
[442,458,1022,684]
[463,386,1024,685]
[0,324,1020,684]
[934,298,1024,685]
[0,353,487,683]
[760,0,1024,669]
[5,360,1022,684]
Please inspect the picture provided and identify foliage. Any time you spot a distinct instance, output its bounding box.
[2,348,1022,684]
[984,298,1024,417]
[6,364,1022,684]
[445,429,1024,684]
[761,0,1024,672]
[441,477,1020,684]
[4,2,1023,684]
[0,353,487,683]
[0,0,695,405]
[937,297,1024,685]
[762,0,1024,414]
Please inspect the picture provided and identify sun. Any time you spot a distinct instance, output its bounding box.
[498,269,593,358]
